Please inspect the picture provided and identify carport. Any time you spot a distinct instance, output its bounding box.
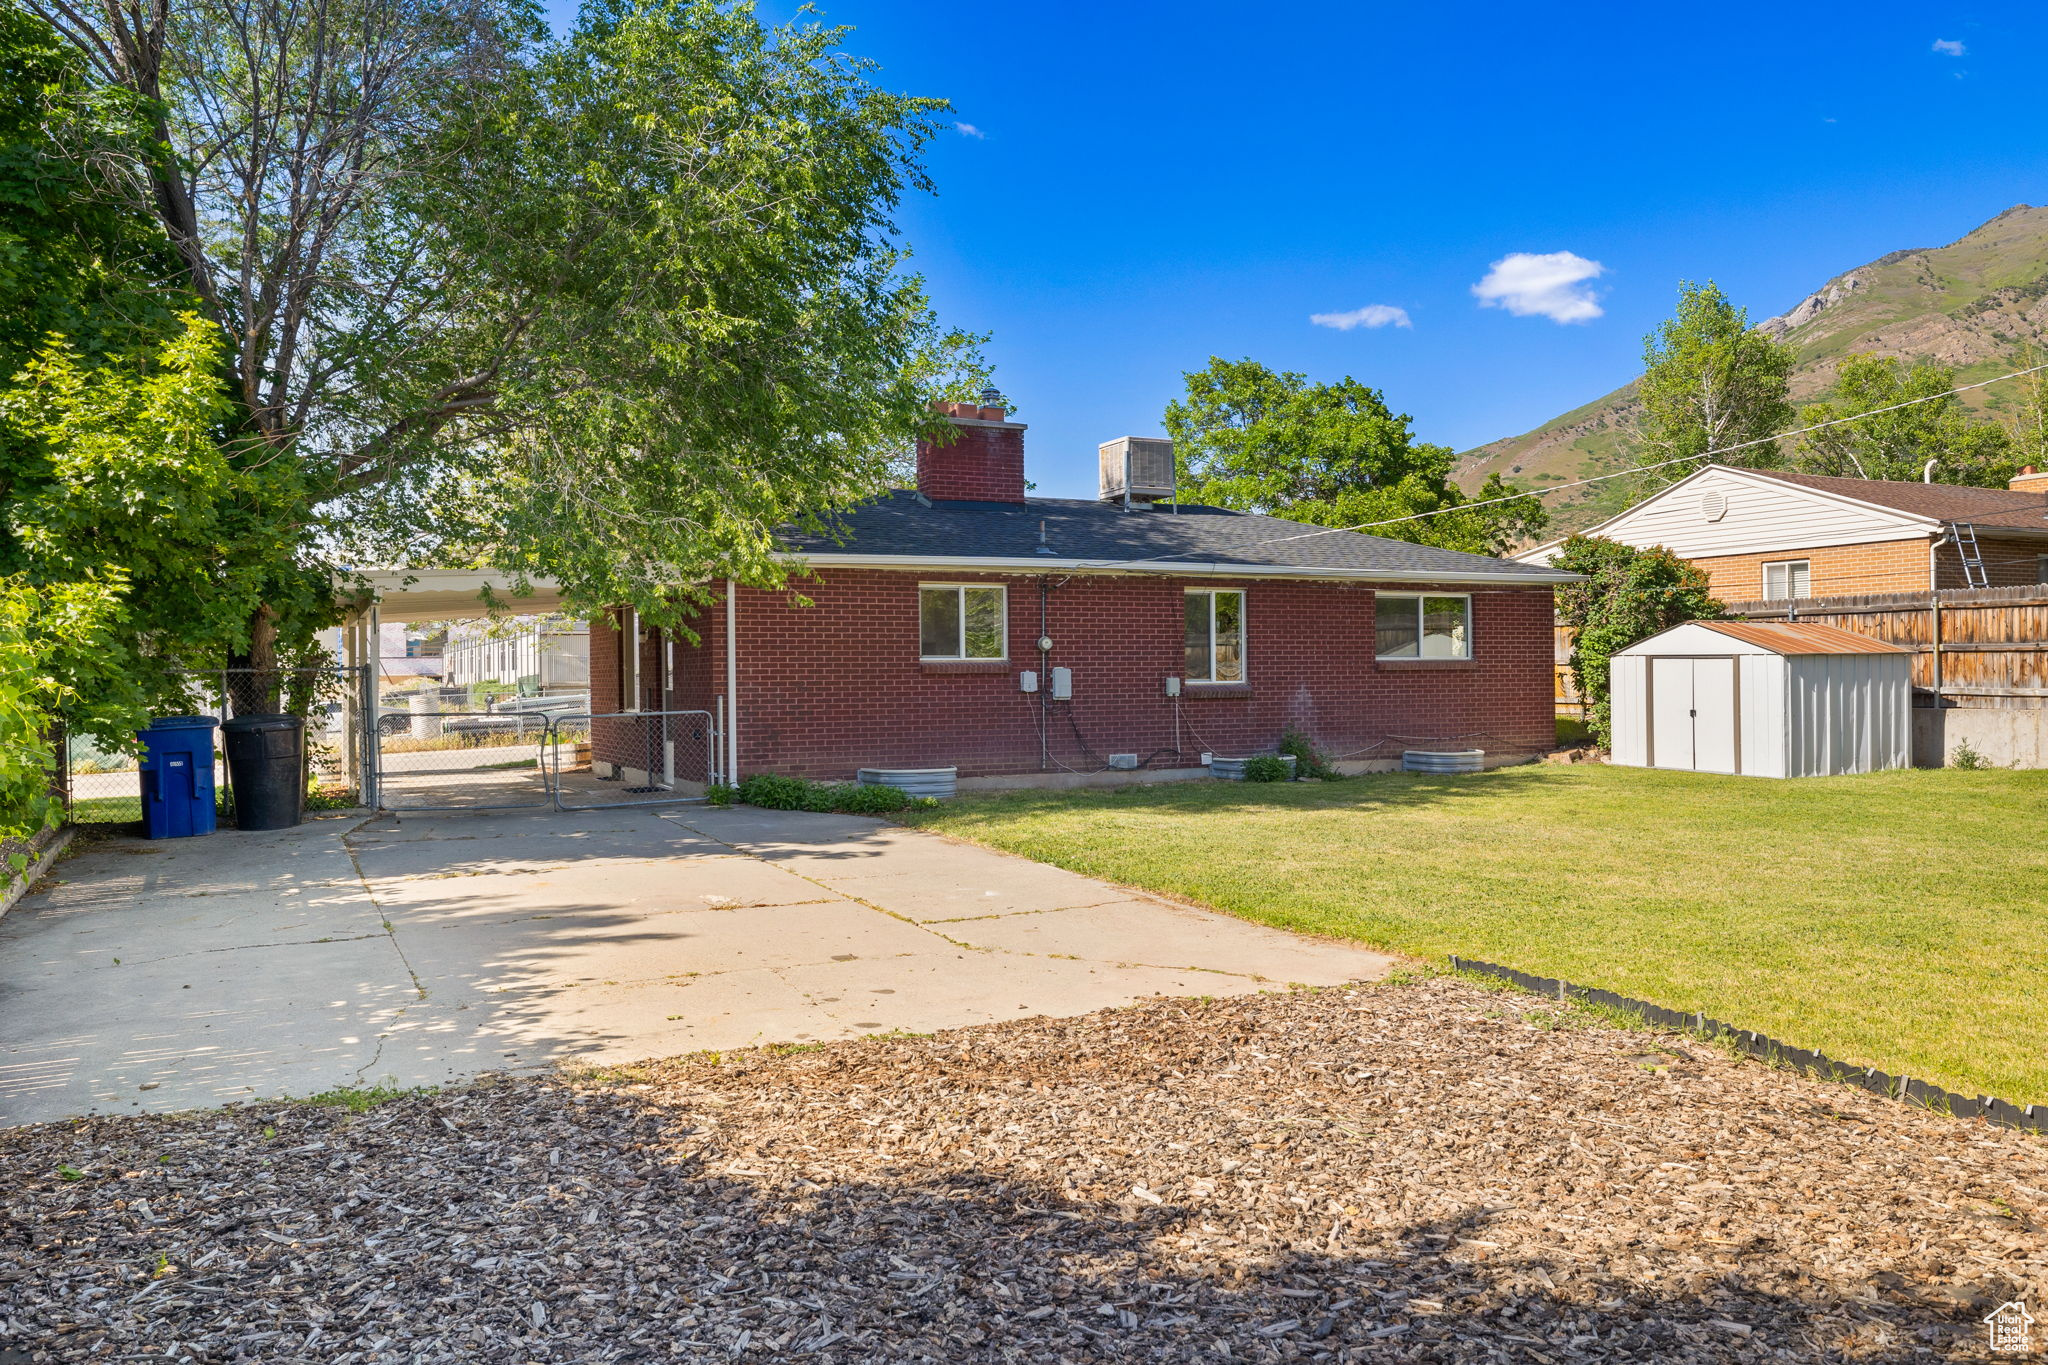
[338,570,724,813]
[337,569,569,810]
[1608,621,1912,778]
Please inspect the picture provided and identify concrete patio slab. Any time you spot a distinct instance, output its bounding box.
[390,898,937,1002]
[370,969,850,1083]
[349,825,731,880]
[0,802,1397,1127]
[933,899,1390,985]
[0,933,416,1121]
[363,857,840,921]
[2,882,389,972]
[815,862,1133,922]
[348,806,676,843]
[26,815,366,905]
[774,949,1275,1036]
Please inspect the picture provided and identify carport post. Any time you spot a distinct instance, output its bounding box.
[724,577,739,784]
[360,605,380,808]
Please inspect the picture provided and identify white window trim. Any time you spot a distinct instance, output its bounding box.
[1374,592,1473,661]
[918,583,1008,661]
[2036,554,2048,585]
[618,606,641,712]
[1183,587,1248,683]
[1762,559,1811,602]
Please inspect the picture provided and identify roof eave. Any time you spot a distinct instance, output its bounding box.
[1943,519,2048,539]
[786,551,1583,585]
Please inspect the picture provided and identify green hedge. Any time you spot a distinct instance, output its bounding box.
[728,772,939,814]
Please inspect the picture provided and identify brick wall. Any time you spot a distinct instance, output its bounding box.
[1936,537,2046,590]
[1685,535,2046,599]
[915,418,1026,503]
[586,571,1556,781]
[1687,539,1932,600]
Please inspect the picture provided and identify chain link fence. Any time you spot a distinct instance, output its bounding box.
[372,698,716,813]
[550,710,716,810]
[62,666,367,826]
[58,676,719,823]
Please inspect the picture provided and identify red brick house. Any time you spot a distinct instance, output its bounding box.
[590,403,1575,789]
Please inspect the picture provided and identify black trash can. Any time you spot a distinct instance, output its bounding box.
[222,713,305,830]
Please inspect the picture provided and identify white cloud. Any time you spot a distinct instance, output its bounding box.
[1309,304,1412,331]
[1470,251,1606,324]
[1931,38,1966,55]
[954,121,986,139]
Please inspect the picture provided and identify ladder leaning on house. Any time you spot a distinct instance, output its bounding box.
[1951,522,1992,590]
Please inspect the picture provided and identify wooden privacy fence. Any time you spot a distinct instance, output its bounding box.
[1718,584,2048,706]
[1551,622,1585,719]
[1549,585,2048,715]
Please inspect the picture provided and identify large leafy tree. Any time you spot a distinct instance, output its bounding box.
[1164,357,1545,556]
[1552,536,1720,747]
[1634,281,1795,490]
[0,6,180,367]
[1792,353,2013,485]
[25,0,959,684]
[2,9,314,748]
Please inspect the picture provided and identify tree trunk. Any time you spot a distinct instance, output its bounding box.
[227,602,280,715]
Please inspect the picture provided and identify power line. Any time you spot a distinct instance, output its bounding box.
[1076,357,2048,571]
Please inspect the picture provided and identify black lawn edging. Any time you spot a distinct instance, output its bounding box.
[1446,955,2046,1137]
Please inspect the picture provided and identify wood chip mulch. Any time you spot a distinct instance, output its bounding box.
[3,977,2043,1363]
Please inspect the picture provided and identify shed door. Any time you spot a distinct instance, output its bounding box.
[1649,657,1739,774]
[1690,660,1738,775]
[1650,658,1695,770]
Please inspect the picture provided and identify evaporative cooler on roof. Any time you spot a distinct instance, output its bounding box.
[1098,437,1176,502]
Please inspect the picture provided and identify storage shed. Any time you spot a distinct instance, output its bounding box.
[1608,621,1912,778]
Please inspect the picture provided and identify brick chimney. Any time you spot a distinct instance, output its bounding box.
[2010,465,2048,495]
[916,401,1027,503]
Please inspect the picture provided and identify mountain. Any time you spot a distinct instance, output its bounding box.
[1455,204,2048,528]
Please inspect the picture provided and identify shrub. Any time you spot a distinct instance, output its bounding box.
[1277,725,1340,779]
[1553,536,1721,747]
[1950,740,1992,770]
[736,773,815,810]
[704,782,737,806]
[0,577,130,864]
[827,782,917,814]
[735,772,926,814]
[1241,755,1292,783]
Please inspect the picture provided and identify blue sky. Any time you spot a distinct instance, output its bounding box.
[549,2,2048,499]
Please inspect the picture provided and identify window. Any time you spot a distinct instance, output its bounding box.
[920,585,1006,660]
[1375,594,1471,660]
[1184,589,1245,682]
[1762,560,1811,602]
[2037,555,2048,585]
[617,606,641,711]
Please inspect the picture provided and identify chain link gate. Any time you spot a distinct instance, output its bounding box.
[372,685,557,811]
[549,710,719,809]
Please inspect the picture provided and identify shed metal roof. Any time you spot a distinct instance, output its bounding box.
[1693,621,1913,656]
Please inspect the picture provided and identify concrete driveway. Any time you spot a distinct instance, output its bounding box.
[0,803,1395,1127]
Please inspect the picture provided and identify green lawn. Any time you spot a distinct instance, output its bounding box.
[906,765,2048,1106]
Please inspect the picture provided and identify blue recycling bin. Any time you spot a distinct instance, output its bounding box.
[137,715,219,839]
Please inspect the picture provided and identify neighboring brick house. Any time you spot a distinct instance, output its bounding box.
[590,402,1574,788]
[1514,463,2048,600]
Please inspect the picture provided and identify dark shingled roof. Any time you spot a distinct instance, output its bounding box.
[779,492,1571,581]
[1746,468,2048,529]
